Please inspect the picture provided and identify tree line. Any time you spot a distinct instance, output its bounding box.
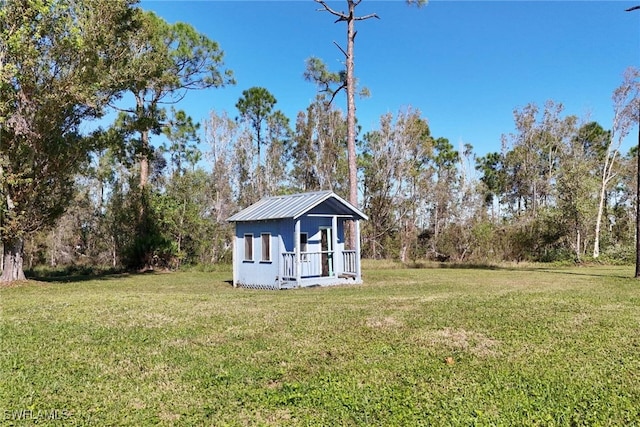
[2,0,638,282]
[19,85,640,272]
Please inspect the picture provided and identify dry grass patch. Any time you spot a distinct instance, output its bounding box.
[365,316,403,329]
[421,327,502,358]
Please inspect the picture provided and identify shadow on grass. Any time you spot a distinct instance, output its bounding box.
[22,261,634,284]
[402,260,634,280]
[405,261,501,271]
[25,266,135,283]
[531,268,634,280]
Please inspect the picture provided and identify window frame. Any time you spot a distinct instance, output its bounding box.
[300,232,309,262]
[244,233,254,262]
[261,233,271,262]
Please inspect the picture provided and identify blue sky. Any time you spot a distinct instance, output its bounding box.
[138,0,640,157]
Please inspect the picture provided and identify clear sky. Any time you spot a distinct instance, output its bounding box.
[138,0,640,157]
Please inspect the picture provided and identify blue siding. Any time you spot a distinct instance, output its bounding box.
[301,217,330,253]
[235,221,281,288]
[280,218,295,252]
[279,217,345,253]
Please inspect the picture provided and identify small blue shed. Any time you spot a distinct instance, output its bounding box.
[227,191,368,289]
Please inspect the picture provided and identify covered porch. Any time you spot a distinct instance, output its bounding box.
[279,216,362,288]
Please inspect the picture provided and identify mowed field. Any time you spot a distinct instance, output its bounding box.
[1,263,640,426]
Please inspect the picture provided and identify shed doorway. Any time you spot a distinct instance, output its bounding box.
[320,227,333,277]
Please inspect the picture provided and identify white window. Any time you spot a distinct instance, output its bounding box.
[244,234,253,261]
[300,233,308,261]
[261,233,271,262]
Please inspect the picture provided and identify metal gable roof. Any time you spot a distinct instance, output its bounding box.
[227,190,368,222]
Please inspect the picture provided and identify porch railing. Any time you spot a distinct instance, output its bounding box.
[282,252,296,280]
[283,250,355,279]
[342,250,357,275]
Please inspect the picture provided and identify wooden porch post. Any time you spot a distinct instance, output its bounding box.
[232,228,238,287]
[332,215,338,277]
[295,218,301,285]
[355,219,362,281]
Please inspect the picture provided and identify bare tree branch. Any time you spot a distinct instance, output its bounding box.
[333,41,347,58]
[354,13,380,21]
[327,83,347,107]
[315,0,346,19]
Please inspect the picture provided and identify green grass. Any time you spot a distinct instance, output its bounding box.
[2,265,640,426]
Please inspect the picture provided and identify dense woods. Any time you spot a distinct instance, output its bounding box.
[1,0,639,282]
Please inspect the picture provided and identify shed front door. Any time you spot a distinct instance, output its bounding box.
[320,227,333,277]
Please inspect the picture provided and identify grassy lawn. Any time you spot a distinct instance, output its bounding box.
[1,263,640,426]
